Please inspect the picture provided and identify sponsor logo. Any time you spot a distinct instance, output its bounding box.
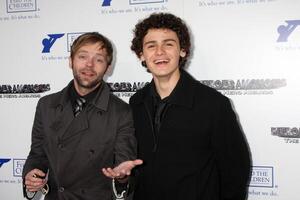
[250,166,274,188]
[129,0,164,5]
[276,20,300,51]
[41,32,85,61]
[0,159,11,168]
[200,79,286,95]
[198,0,277,7]
[100,0,167,15]
[0,84,50,94]
[107,81,149,98]
[277,20,300,42]
[0,84,50,98]
[67,32,85,52]
[108,81,149,92]
[6,0,37,13]
[102,0,112,6]
[13,159,25,177]
[0,158,23,185]
[42,34,65,53]
[271,127,299,144]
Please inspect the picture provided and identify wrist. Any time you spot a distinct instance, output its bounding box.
[115,175,129,183]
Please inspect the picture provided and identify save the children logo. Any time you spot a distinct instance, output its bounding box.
[41,33,85,53]
[42,34,65,53]
[277,20,300,42]
[102,0,112,6]
[41,32,85,61]
[250,166,274,188]
[0,159,11,168]
[6,0,37,13]
[100,0,167,15]
[0,158,24,185]
[129,0,165,5]
[1,0,40,21]
[13,159,25,177]
[276,20,300,51]
[248,166,279,197]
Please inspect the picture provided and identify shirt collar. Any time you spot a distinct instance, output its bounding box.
[149,69,196,108]
[69,81,102,106]
[130,69,197,109]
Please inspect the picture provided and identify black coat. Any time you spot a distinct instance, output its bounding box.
[23,81,137,200]
[129,70,251,200]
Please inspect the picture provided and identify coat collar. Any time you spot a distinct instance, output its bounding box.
[130,69,197,109]
[50,80,110,112]
[49,80,111,142]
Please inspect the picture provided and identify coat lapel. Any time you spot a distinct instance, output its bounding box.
[61,109,89,141]
[49,81,110,142]
[49,102,73,137]
[130,69,196,109]
[49,81,88,142]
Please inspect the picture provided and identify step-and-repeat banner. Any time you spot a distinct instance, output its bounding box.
[1,0,299,199]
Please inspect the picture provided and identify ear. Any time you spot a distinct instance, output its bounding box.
[105,64,112,74]
[180,49,186,58]
[139,52,145,62]
[68,57,73,69]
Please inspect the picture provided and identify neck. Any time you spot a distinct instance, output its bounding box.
[153,68,180,99]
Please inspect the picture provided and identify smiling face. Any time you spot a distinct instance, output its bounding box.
[140,28,186,80]
[69,42,110,96]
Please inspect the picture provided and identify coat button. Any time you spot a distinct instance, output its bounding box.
[89,149,95,154]
[58,144,64,149]
[58,187,64,192]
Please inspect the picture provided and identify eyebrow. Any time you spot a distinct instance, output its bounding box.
[144,39,177,45]
[76,50,105,57]
[77,50,88,53]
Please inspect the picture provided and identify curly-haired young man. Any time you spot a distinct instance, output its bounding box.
[104,13,251,200]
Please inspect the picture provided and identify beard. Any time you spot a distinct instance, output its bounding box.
[73,69,102,90]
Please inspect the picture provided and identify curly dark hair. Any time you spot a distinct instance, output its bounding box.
[70,32,113,65]
[131,12,191,69]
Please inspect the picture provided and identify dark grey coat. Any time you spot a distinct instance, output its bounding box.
[130,70,251,200]
[23,81,137,200]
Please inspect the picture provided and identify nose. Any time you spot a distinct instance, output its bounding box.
[86,57,93,67]
[155,46,165,55]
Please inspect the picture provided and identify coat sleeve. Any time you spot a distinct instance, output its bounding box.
[212,96,251,200]
[114,105,137,166]
[22,99,49,178]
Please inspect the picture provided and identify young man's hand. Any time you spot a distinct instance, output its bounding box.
[102,159,143,181]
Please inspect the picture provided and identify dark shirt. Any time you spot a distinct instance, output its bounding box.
[69,81,103,111]
[150,83,170,135]
[150,74,184,133]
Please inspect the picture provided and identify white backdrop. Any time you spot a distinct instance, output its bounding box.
[1,0,299,199]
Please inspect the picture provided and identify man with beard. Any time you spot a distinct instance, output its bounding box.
[22,32,142,200]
